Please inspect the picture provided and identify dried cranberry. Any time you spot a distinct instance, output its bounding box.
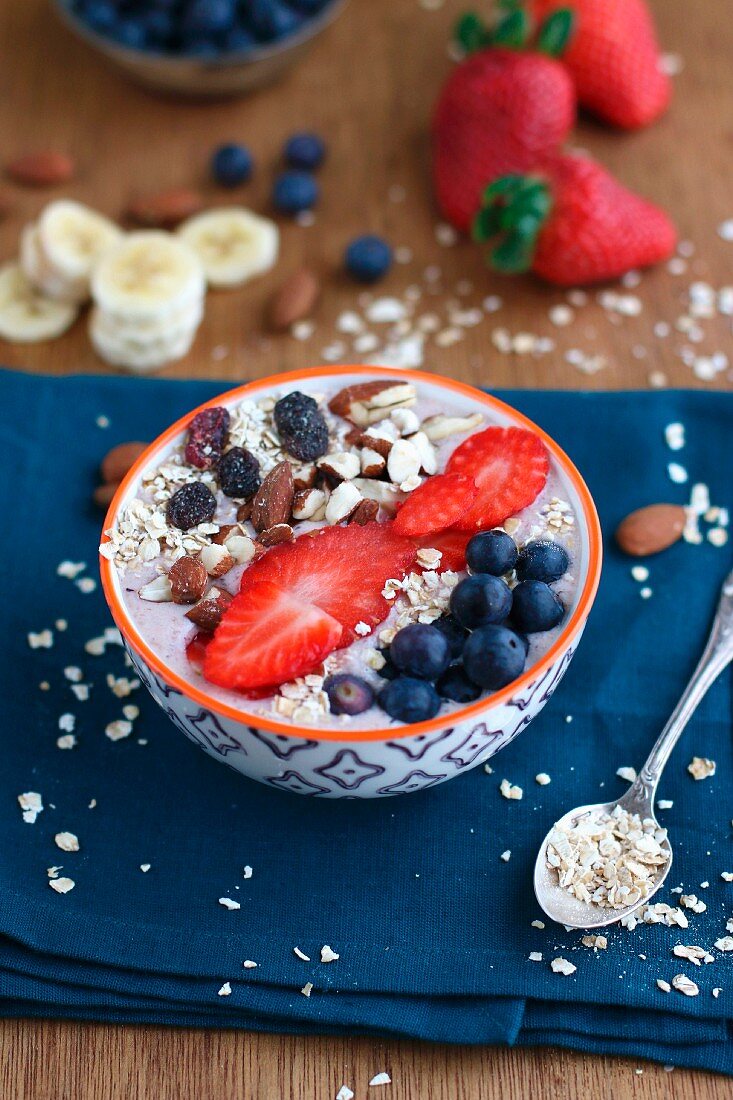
[218,446,261,499]
[273,391,329,462]
[167,482,217,531]
[185,407,230,469]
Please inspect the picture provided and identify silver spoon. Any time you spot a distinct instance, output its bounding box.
[534,565,733,929]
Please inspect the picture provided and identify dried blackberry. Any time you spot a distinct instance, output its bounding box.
[273,391,329,462]
[218,447,261,499]
[167,482,217,531]
[185,407,230,469]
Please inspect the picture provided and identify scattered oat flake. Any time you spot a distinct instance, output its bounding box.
[47,866,62,879]
[535,773,551,786]
[57,560,86,579]
[714,937,733,952]
[680,894,706,913]
[528,951,543,962]
[321,945,340,963]
[140,863,151,873]
[28,629,53,649]
[551,957,576,976]
[717,218,733,242]
[57,734,77,750]
[668,462,688,484]
[122,704,139,721]
[640,586,653,600]
[656,979,671,993]
[664,423,685,451]
[657,800,673,810]
[616,766,637,783]
[581,936,607,950]
[55,832,80,853]
[18,791,43,824]
[713,988,722,998]
[76,577,97,594]
[499,779,523,800]
[721,872,733,882]
[217,982,232,997]
[243,865,253,879]
[219,897,241,911]
[301,982,314,998]
[688,757,715,780]
[672,945,713,965]
[631,565,649,583]
[105,719,133,742]
[336,1088,355,1100]
[672,974,699,997]
[369,1073,391,1087]
[243,960,258,969]
[59,713,76,733]
[294,947,310,961]
[49,877,75,894]
[531,920,545,930]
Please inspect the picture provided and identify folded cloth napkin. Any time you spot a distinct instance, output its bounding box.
[1,369,732,1073]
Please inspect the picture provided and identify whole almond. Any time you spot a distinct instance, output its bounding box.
[185,587,233,632]
[93,481,120,510]
[169,556,208,604]
[237,500,253,523]
[7,151,74,187]
[615,504,686,557]
[101,441,149,484]
[127,187,205,229]
[251,461,294,533]
[268,268,321,331]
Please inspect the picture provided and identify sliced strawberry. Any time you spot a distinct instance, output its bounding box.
[393,474,478,537]
[204,581,342,691]
[412,528,473,572]
[446,427,549,532]
[238,521,416,645]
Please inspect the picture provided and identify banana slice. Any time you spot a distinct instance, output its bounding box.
[37,200,122,301]
[89,308,197,372]
[0,263,78,343]
[20,224,87,304]
[177,208,279,289]
[90,302,203,348]
[91,231,205,323]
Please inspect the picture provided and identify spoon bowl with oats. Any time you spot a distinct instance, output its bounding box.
[535,566,733,929]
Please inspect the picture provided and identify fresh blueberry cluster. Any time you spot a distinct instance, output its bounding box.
[377,531,570,724]
[209,132,327,217]
[70,0,335,56]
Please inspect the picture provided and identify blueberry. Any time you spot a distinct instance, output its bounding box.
[516,539,569,583]
[113,17,148,48]
[463,625,526,690]
[288,0,327,10]
[390,623,451,681]
[272,171,319,215]
[248,0,303,41]
[284,132,326,171]
[450,574,512,630]
[81,1,117,34]
[466,530,518,576]
[511,580,564,633]
[344,235,392,284]
[143,10,174,43]
[436,665,481,704]
[325,674,374,716]
[179,36,220,55]
[181,0,235,35]
[378,677,441,724]
[223,24,256,50]
[433,615,468,660]
[218,446,261,499]
[211,143,254,188]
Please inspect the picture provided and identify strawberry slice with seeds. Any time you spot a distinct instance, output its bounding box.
[446,426,549,532]
[412,528,473,572]
[238,521,416,645]
[204,581,342,691]
[393,473,478,537]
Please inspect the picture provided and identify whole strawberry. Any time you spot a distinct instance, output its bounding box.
[532,0,671,128]
[432,18,575,232]
[473,154,676,286]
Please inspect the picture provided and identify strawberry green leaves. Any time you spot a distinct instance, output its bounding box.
[472,175,553,274]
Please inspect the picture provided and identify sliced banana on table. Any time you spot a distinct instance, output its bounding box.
[89,306,197,373]
[0,263,79,343]
[177,207,279,288]
[92,231,206,322]
[20,200,122,305]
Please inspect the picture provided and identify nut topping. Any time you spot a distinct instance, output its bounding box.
[268,268,321,331]
[387,438,422,485]
[168,555,208,604]
[360,448,387,478]
[199,543,235,578]
[328,381,417,426]
[139,575,173,603]
[259,523,294,546]
[100,441,149,484]
[348,499,379,525]
[325,481,362,525]
[420,412,484,441]
[292,487,327,521]
[318,451,360,482]
[185,587,233,632]
[250,460,294,533]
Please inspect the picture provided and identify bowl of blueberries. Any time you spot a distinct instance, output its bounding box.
[54,0,349,97]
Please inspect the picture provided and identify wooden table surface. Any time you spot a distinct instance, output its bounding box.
[1,0,731,1095]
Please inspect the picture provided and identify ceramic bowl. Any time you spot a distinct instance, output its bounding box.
[100,366,602,798]
[53,0,348,98]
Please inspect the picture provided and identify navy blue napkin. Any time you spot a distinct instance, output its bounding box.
[1,368,732,1073]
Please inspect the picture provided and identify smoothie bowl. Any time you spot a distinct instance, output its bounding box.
[99,366,602,798]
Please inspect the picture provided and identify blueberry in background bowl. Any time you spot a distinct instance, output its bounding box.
[54,0,349,98]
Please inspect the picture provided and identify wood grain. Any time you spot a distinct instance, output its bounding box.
[0,0,731,1095]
